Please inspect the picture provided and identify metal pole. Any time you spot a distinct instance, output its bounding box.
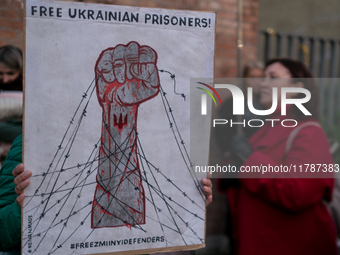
[298,36,305,63]
[328,40,335,126]
[237,0,243,79]
[337,41,340,112]
[287,35,293,58]
[309,37,315,73]
[319,39,325,117]
[264,31,270,62]
[319,39,325,77]
[276,33,282,57]
[236,0,243,135]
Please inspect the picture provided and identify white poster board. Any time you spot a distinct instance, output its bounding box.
[23,0,215,254]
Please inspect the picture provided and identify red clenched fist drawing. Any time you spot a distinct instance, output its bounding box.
[92,41,160,228]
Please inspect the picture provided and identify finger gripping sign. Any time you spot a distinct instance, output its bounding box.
[23,0,215,254]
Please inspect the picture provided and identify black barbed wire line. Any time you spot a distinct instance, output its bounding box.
[29,84,98,252]
[24,176,199,249]
[137,138,167,245]
[137,137,189,245]
[25,143,138,201]
[25,123,144,251]
[23,79,101,249]
[136,153,205,221]
[29,131,203,219]
[20,86,101,248]
[137,152,204,211]
[27,115,202,251]
[135,84,207,241]
[120,74,205,243]
[80,101,205,240]
[89,154,203,246]
[91,129,147,229]
[157,70,204,200]
[27,71,197,211]
[25,144,203,231]
[144,210,201,242]
[23,78,98,227]
[140,157,187,245]
[23,71,205,253]
[23,150,102,218]
[24,199,180,250]
[50,196,146,254]
[48,140,101,253]
[47,167,149,253]
[24,117,144,249]
[29,153,100,178]
[140,177,204,244]
[24,163,188,245]
[24,78,97,207]
[39,82,97,210]
[25,107,89,238]
[56,191,200,255]
[25,159,126,205]
[24,175,143,249]
[40,171,198,252]
[92,106,204,230]
[94,108,204,227]
[137,128,204,244]
[159,69,186,100]
[137,166,204,243]
[27,147,202,253]
[70,122,150,249]
[24,123,205,245]
[47,199,197,255]
[158,83,205,201]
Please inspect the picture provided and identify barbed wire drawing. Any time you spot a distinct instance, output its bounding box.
[23,41,206,255]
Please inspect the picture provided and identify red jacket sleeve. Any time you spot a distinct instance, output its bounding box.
[238,125,334,212]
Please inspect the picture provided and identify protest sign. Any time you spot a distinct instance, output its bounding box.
[23,0,215,254]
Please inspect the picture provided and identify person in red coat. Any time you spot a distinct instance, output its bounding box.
[226,58,337,255]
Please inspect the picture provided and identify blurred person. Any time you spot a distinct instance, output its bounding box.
[0,45,23,91]
[213,62,264,254]
[0,133,212,253]
[0,46,23,158]
[225,58,336,255]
